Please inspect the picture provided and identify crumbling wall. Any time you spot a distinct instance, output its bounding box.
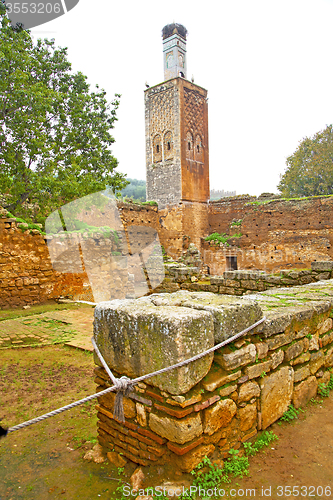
[93,282,333,471]
[207,196,333,272]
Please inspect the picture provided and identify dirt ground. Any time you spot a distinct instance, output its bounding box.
[1,344,333,500]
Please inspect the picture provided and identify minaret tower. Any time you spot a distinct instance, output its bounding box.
[145,23,209,209]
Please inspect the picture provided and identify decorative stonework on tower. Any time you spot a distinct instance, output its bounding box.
[162,23,187,80]
[145,24,210,209]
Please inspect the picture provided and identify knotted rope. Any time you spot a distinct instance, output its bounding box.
[0,316,266,435]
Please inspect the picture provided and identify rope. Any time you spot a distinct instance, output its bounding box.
[1,316,266,436]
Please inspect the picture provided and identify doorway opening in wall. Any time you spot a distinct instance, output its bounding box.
[226,256,237,271]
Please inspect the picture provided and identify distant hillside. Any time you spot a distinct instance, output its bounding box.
[120,179,146,201]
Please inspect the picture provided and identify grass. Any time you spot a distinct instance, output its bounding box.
[279,404,303,423]
[0,301,93,322]
[243,430,278,456]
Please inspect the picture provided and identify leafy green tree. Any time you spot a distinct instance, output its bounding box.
[0,3,127,224]
[278,125,333,197]
[120,178,146,201]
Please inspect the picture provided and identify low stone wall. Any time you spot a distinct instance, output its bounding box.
[93,282,333,471]
[154,261,333,296]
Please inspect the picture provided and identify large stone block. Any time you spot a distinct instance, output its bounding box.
[259,366,294,429]
[151,291,262,340]
[94,300,214,394]
[203,398,237,435]
[293,376,318,408]
[149,412,202,444]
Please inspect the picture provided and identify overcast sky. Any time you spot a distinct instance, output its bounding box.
[31,0,333,197]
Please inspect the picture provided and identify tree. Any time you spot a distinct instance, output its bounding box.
[0,3,128,224]
[278,125,333,197]
[120,178,146,201]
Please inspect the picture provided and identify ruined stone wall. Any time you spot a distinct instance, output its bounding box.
[0,215,91,308]
[207,196,333,273]
[155,261,333,296]
[93,283,333,471]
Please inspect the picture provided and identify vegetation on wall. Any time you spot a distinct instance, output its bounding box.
[278,124,333,197]
[0,2,128,226]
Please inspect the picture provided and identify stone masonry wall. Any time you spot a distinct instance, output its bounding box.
[208,196,333,273]
[156,261,333,296]
[93,282,333,472]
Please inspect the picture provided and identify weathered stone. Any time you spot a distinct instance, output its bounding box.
[266,331,295,350]
[290,351,311,366]
[216,344,256,371]
[293,376,318,408]
[130,467,145,491]
[295,326,310,339]
[219,384,238,398]
[136,403,147,427]
[238,381,260,402]
[106,451,127,468]
[294,366,311,383]
[83,443,105,463]
[256,311,293,337]
[149,412,202,444]
[270,349,284,369]
[311,261,333,271]
[317,371,331,385]
[202,367,241,391]
[317,318,333,335]
[320,330,333,347]
[325,347,333,367]
[203,398,237,435]
[284,340,305,362]
[259,367,294,429]
[94,300,214,394]
[255,342,268,359]
[174,444,215,472]
[97,392,136,419]
[238,403,257,432]
[176,292,263,343]
[309,351,325,374]
[244,359,272,379]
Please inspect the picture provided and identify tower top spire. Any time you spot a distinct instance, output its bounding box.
[162,23,187,81]
[162,23,187,40]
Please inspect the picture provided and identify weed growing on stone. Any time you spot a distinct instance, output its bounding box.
[318,374,333,398]
[279,404,303,423]
[243,431,278,456]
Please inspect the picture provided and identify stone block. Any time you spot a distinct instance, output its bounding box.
[238,403,257,432]
[320,330,333,347]
[244,359,272,379]
[294,366,310,383]
[266,331,295,350]
[309,351,324,374]
[174,444,215,472]
[284,340,305,362]
[293,376,318,408]
[215,344,256,371]
[259,366,294,429]
[311,261,333,271]
[290,352,311,366]
[219,384,238,398]
[93,300,214,394]
[270,349,284,369]
[203,399,237,435]
[176,292,263,343]
[238,381,260,402]
[149,412,202,444]
[255,342,268,359]
[202,367,242,391]
[317,318,333,335]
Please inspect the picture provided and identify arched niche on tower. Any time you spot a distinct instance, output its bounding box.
[163,131,173,161]
[185,131,194,160]
[153,134,162,164]
[194,134,204,163]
